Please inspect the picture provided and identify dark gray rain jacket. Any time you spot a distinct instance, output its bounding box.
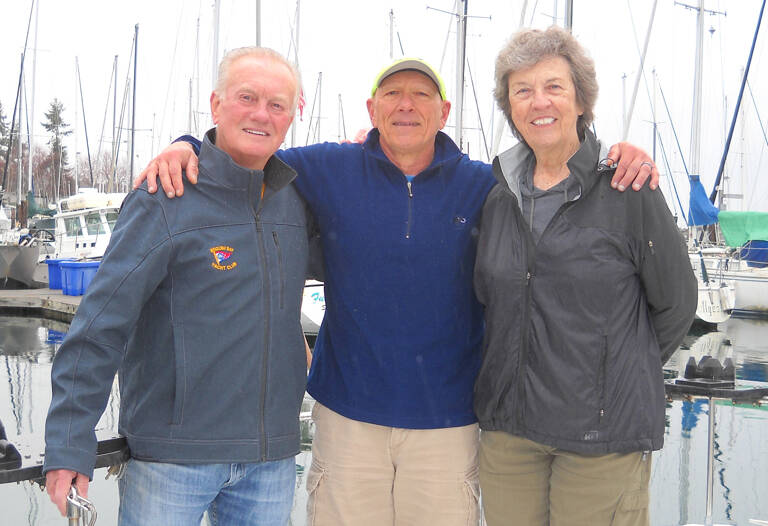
[44,129,310,478]
[473,131,696,454]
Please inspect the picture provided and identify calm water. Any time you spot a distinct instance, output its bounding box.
[1,316,767,525]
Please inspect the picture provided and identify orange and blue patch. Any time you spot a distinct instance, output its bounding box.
[210,246,238,271]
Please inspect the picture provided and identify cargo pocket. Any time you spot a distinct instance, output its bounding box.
[612,489,649,526]
[464,467,481,526]
[305,458,327,526]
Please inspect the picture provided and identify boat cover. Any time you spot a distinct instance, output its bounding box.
[687,175,720,226]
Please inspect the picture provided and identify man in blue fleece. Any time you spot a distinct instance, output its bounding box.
[43,47,310,526]
[136,58,658,525]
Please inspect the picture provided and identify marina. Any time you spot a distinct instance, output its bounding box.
[0,291,766,525]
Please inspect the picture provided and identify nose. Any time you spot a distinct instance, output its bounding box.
[532,89,551,109]
[396,93,415,111]
[249,101,270,122]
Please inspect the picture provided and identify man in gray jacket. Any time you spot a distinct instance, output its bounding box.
[43,47,310,526]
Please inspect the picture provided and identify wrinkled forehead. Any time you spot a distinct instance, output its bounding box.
[378,69,441,93]
[227,55,297,93]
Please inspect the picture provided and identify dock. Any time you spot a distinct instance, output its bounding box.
[0,287,321,336]
[0,287,81,322]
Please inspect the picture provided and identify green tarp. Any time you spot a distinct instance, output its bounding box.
[718,210,768,247]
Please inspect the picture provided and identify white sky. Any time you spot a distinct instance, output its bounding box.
[2,0,767,217]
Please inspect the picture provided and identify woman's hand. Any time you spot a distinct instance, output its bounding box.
[606,142,659,192]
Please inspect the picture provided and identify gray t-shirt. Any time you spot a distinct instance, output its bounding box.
[520,166,582,244]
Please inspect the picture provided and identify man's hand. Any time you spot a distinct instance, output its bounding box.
[134,142,199,198]
[46,469,90,516]
[606,142,659,192]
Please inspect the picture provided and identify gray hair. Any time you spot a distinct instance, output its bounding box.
[494,26,597,142]
[215,47,302,112]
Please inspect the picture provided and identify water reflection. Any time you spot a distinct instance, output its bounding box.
[654,318,768,526]
[1,316,767,525]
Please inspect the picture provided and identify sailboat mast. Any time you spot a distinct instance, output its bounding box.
[454,0,467,150]
[255,0,261,46]
[213,0,220,92]
[689,0,704,177]
[130,24,138,182]
[27,0,39,197]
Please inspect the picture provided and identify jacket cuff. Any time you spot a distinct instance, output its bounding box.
[43,445,95,480]
[173,134,202,155]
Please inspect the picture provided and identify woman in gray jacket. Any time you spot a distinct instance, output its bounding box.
[473,26,697,526]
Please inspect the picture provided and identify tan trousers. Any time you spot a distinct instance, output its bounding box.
[479,431,651,526]
[306,402,480,526]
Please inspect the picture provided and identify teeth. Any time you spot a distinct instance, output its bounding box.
[532,117,555,125]
[394,122,419,126]
[244,129,267,136]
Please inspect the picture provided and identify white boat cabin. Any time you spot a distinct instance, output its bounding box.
[54,190,127,259]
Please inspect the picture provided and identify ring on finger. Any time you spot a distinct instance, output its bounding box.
[640,161,654,169]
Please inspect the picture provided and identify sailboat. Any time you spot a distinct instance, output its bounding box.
[684,0,768,322]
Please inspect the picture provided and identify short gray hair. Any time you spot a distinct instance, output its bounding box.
[215,47,302,112]
[494,26,597,142]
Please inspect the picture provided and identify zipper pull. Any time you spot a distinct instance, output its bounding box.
[407,180,413,198]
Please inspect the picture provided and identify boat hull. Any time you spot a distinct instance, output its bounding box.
[0,245,41,288]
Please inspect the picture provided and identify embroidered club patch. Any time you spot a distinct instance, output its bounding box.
[210,246,238,271]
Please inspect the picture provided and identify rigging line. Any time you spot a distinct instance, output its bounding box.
[111,33,136,188]
[157,9,187,152]
[709,0,766,204]
[656,124,686,220]
[622,0,657,141]
[304,73,321,146]
[747,80,768,148]
[438,0,459,72]
[528,0,539,27]
[466,60,489,161]
[76,58,95,186]
[658,83,691,179]
[1,0,36,194]
[96,58,117,161]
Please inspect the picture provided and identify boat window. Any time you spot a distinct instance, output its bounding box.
[64,217,84,237]
[106,210,119,231]
[85,212,106,235]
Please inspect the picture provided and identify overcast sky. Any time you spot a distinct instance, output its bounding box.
[2,0,766,216]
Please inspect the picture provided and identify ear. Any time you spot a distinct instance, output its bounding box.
[439,100,451,129]
[210,92,221,124]
[366,98,376,127]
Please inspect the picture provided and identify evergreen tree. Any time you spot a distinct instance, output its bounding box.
[41,98,72,196]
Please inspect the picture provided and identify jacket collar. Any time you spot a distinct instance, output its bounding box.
[362,128,464,175]
[199,128,297,193]
[493,129,610,199]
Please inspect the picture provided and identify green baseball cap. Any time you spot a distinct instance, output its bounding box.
[371,57,447,100]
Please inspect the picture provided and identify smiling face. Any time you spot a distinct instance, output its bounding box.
[366,70,450,170]
[507,55,583,158]
[210,55,296,170]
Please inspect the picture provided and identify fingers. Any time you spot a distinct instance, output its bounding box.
[169,158,184,197]
[609,142,658,192]
[46,469,76,516]
[74,472,90,500]
[187,154,199,185]
[135,161,157,191]
[158,159,175,198]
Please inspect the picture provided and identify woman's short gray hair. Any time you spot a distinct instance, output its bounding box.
[494,26,597,142]
[215,47,302,112]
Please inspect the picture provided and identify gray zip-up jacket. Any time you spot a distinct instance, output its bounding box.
[44,129,310,478]
[473,131,696,454]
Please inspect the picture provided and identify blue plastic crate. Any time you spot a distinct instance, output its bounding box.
[44,258,77,289]
[60,261,101,296]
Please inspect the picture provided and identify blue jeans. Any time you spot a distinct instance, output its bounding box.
[117,458,295,526]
